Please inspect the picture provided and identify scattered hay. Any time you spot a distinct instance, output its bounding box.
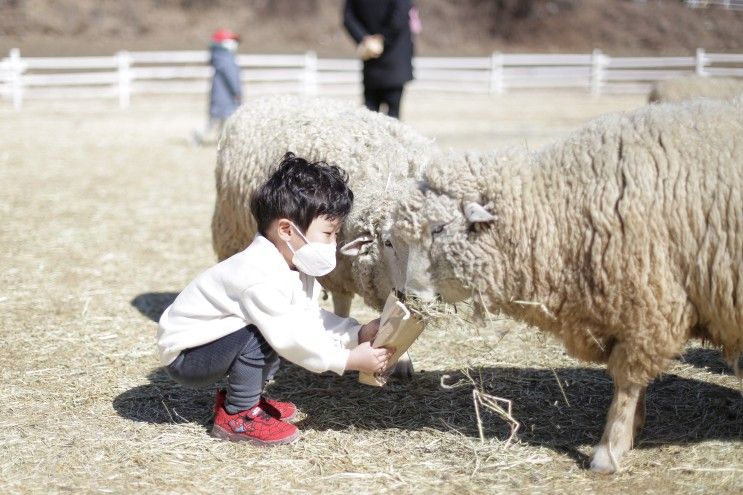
[441,370,521,446]
[403,294,462,324]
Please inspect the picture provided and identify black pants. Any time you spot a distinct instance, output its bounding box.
[363,85,404,119]
[166,326,280,414]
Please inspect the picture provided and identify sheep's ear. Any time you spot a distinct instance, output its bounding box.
[339,235,374,256]
[464,202,495,223]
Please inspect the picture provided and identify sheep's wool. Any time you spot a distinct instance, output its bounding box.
[398,97,743,385]
[212,95,436,312]
[648,75,743,104]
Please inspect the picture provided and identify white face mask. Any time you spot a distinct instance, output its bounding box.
[221,39,239,52]
[286,221,337,277]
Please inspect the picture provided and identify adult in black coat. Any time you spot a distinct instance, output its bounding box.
[343,0,414,119]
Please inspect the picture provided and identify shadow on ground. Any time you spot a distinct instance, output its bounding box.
[679,346,738,375]
[113,363,743,467]
[131,292,178,322]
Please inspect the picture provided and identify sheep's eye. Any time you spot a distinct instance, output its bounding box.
[383,239,393,248]
[431,224,445,236]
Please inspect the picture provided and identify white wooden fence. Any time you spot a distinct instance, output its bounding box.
[685,0,743,10]
[1,48,742,110]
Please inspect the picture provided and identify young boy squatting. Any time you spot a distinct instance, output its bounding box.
[157,153,391,445]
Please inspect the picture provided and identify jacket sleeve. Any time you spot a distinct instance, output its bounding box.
[240,283,351,375]
[343,0,367,44]
[319,308,362,350]
[380,0,412,44]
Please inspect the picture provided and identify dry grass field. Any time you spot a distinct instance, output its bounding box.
[1,91,741,494]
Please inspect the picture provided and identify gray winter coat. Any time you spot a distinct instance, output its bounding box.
[209,45,242,119]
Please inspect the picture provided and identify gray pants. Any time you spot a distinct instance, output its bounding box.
[166,325,280,414]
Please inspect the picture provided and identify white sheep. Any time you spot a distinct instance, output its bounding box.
[391,97,743,473]
[212,95,437,375]
[648,75,743,103]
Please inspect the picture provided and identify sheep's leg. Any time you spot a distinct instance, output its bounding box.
[590,381,643,473]
[633,387,647,437]
[331,292,353,317]
[390,351,414,379]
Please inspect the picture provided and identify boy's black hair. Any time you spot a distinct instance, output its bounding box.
[250,152,354,236]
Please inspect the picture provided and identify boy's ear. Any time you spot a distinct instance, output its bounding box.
[276,218,293,242]
[339,235,374,256]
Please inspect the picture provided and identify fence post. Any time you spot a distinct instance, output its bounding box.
[591,48,607,95]
[489,51,504,94]
[695,48,708,76]
[303,51,318,95]
[117,50,131,109]
[9,48,23,110]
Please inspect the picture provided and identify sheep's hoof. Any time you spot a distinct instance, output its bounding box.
[589,445,619,474]
[390,353,414,379]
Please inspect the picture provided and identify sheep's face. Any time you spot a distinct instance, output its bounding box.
[339,204,401,310]
[392,188,496,306]
[337,179,430,310]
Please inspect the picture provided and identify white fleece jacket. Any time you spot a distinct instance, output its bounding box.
[157,235,361,375]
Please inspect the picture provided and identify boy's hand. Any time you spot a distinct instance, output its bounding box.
[346,342,394,374]
[358,318,381,344]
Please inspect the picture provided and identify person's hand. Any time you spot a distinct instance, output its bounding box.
[346,342,394,374]
[358,35,384,60]
[358,318,381,344]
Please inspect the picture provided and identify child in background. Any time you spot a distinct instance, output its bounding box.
[192,28,242,145]
[157,153,390,445]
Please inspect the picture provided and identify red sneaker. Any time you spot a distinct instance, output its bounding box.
[214,390,297,422]
[211,392,299,445]
[259,396,298,422]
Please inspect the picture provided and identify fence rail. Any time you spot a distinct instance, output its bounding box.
[685,0,743,10]
[1,48,742,109]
